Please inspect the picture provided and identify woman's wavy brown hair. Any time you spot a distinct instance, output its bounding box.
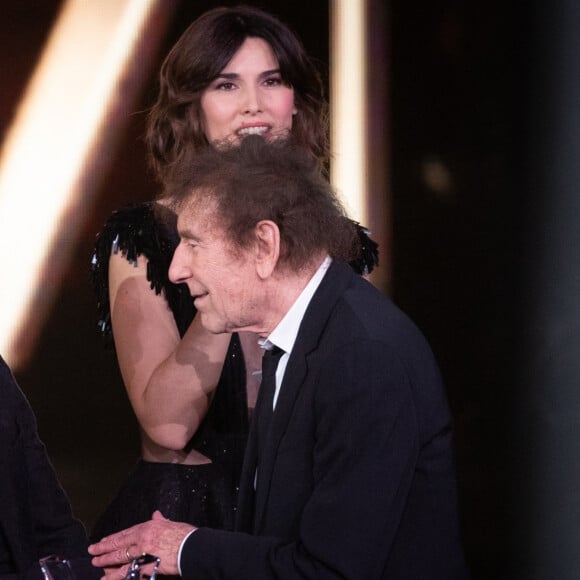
[146,5,329,183]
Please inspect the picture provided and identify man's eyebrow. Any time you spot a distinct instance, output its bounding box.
[177,227,199,241]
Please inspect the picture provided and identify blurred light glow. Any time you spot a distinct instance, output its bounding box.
[0,0,161,367]
[422,156,455,199]
[330,0,368,224]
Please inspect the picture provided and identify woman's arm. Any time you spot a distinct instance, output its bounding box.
[108,252,231,451]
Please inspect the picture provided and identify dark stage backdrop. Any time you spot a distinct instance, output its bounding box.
[4,1,574,579]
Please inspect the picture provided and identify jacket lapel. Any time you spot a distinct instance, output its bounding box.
[252,261,354,532]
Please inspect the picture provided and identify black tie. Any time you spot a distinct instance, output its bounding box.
[256,346,284,462]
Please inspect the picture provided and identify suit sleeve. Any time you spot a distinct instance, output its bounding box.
[19,392,91,560]
[0,356,90,563]
[180,341,423,579]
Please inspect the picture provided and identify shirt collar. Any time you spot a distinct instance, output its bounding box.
[260,256,332,354]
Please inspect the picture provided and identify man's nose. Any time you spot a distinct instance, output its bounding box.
[168,244,190,284]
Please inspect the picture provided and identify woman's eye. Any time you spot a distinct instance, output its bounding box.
[264,76,283,87]
[215,81,236,91]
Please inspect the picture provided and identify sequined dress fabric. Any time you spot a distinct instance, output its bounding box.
[90,202,249,539]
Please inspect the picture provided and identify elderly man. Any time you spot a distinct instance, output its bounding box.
[90,136,468,579]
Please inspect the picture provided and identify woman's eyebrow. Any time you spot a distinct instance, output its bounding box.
[215,68,281,80]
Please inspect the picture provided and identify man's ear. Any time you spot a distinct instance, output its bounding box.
[254,220,280,279]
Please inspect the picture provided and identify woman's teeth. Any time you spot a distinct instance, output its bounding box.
[237,126,269,136]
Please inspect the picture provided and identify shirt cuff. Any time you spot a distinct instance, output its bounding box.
[177,529,197,576]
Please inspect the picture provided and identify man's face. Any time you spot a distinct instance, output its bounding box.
[169,201,262,334]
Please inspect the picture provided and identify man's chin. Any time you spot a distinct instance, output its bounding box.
[199,313,228,335]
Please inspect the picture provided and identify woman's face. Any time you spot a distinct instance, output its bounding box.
[200,37,297,145]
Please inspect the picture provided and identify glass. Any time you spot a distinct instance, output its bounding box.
[124,553,161,580]
[39,555,74,580]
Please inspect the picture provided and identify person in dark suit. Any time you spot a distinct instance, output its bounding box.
[0,355,101,579]
[89,136,468,579]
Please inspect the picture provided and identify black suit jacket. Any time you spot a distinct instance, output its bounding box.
[0,356,97,579]
[181,261,468,579]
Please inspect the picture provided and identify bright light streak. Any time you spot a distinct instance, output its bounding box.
[330,0,368,224]
[0,0,165,368]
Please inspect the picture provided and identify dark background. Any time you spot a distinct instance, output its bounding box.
[3,1,579,578]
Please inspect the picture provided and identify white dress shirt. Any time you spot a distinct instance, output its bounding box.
[259,255,332,408]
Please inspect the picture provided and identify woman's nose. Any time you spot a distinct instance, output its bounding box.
[241,86,262,114]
